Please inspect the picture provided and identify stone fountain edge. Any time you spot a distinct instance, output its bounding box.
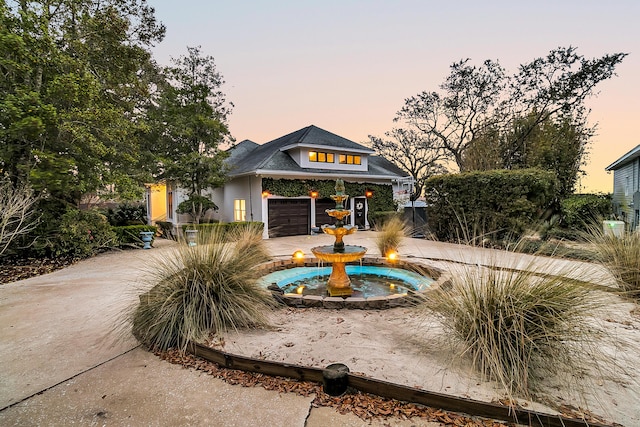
[257,256,450,310]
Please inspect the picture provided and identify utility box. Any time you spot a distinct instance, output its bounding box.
[603,220,625,238]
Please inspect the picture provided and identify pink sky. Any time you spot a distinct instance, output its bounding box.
[149,0,639,193]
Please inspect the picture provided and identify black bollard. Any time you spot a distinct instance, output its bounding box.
[322,363,350,396]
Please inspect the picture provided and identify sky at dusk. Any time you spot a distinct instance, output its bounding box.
[147,0,640,193]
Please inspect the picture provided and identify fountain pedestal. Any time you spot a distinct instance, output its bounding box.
[311,179,367,297]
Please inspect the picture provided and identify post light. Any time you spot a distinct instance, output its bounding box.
[386,250,398,262]
[292,250,305,262]
[309,190,319,199]
[261,190,270,198]
[365,189,373,199]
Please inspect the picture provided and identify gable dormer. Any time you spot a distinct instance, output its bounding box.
[278,125,374,172]
[282,143,372,171]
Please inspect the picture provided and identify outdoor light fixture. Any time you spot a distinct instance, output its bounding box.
[365,189,373,198]
[386,251,398,262]
[292,250,305,262]
[261,190,270,198]
[309,190,319,199]
[296,285,305,295]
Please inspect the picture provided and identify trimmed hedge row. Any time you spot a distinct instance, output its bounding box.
[181,222,264,239]
[425,168,558,242]
[112,225,158,247]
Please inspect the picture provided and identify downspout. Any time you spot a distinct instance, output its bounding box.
[249,176,253,221]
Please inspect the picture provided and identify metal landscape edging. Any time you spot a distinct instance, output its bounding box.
[187,342,607,427]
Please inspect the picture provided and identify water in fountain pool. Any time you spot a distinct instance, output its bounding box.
[260,265,434,298]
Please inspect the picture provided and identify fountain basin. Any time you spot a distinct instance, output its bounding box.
[311,245,367,296]
[259,260,442,309]
[311,245,367,263]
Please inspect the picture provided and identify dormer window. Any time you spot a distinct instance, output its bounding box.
[339,154,361,165]
[309,151,334,163]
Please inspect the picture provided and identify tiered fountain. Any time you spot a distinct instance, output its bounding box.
[311,179,367,297]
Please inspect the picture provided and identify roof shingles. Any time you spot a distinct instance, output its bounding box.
[227,125,406,179]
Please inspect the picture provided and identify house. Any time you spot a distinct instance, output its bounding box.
[605,144,640,230]
[155,125,411,238]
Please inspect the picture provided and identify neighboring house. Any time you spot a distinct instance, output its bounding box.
[605,144,640,231]
[152,125,411,238]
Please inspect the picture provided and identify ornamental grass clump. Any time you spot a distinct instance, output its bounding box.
[584,224,640,297]
[375,215,408,257]
[421,259,612,402]
[131,225,276,351]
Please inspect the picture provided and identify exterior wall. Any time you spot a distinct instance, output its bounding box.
[146,183,167,224]
[222,176,263,224]
[611,159,640,230]
[296,147,368,172]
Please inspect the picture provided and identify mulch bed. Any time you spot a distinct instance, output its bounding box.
[157,349,513,426]
[0,257,75,285]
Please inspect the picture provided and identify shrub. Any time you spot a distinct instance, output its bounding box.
[112,225,157,247]
[104,203,147,226]
[181,222,264,241]
[560,194,612,230]
[131,224,276,351]
[375,215,408,257]
[177,195,218,224]
[30,207,117,259]
[424,168,557,243]
[421,257,613,402]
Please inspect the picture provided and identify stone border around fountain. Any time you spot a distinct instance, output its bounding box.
[258,257,450,309]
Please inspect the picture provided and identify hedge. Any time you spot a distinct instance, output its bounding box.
[112,225,158,247]
[180,222,264,239]
[560,194,613,230]
[424,168,558,242]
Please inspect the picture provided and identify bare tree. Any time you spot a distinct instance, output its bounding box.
[396,47,626,177]
[368,128,447,198]
[396,59,506,171]
[0,179,38,257]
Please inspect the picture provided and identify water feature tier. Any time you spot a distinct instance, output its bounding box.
[311,179,367,297]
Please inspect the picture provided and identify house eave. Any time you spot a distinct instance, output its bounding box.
[279,143,374,155]
[228,169,407,182]
[605,144,640,171]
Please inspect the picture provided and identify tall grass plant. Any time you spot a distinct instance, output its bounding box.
[131,225,276,351]
[420,257,617,403]
[375,215,408,256]
[584,224,640,297]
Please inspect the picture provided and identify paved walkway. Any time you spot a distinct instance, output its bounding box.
[0,233,612,426]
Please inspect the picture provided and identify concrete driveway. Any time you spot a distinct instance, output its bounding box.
[0,233,610,426]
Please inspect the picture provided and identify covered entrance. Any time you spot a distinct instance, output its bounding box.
[268,199,310,237]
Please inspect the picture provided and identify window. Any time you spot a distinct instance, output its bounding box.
[309,151,334,163]
[234,199,246,221]
[339,154,361,165]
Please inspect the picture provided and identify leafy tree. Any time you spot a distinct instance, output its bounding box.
[0,0,165,204]
[368,128,446,198]
[463,111,592,198]
[148,46,232,222]
[396,47,626,184]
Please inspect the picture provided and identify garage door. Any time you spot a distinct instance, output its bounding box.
[268,199,310,237]
[315,198,337,227]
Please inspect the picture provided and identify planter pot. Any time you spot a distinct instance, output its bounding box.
[185,229,198,247]
[140,231,155,250]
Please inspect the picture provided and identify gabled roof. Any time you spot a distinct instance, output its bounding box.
[226,125,407,180]
[605,144,640,171]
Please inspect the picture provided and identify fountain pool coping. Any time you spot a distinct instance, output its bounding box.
[257,256,449,309]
